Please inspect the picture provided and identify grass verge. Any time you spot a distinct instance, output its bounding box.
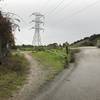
[0,53,29,99]
[32,49,66,81]
[32,48,80,81]
[33,49,65,80]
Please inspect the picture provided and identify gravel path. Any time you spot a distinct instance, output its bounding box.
[35,47,100,100]
[9,52,48,100]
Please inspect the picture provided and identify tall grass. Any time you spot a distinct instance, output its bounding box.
[0,54,29,99]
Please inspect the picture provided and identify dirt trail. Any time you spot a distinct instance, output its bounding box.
[9,52,48,100]
[35,47,100,100]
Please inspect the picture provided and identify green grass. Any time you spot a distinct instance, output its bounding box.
[32,48,80,80]
[0,54,29,99]
[32,49,66,80]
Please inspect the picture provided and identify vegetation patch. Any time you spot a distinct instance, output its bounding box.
[0,54,29,99]
[32,48,80,81]
[32,49,67,80]
[71,34,100,47]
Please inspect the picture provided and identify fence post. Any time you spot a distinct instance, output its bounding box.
[64,43,70,68]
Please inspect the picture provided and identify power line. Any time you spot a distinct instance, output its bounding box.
[54,0,100,23]
[52,0,73,15]
[30,0,53,16]
[52,0,89,18]
[68,0,100,18]
[45,0,66,16]
[40,0,54,15]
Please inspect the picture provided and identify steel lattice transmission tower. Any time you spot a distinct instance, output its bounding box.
[31,12,44,46]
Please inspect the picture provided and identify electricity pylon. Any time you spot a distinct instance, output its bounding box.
[31,12,44,46]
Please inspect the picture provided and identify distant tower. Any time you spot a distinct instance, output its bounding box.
[31,12,44,46]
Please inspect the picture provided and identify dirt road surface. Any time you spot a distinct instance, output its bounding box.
[9,52,48,100]
[35,47,100,100]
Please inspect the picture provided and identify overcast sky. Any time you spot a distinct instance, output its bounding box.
[0,0,100,45]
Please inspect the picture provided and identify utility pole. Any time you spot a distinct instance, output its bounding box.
[31,12,44,46]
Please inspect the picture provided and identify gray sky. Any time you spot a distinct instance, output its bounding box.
[0,0,100,45]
